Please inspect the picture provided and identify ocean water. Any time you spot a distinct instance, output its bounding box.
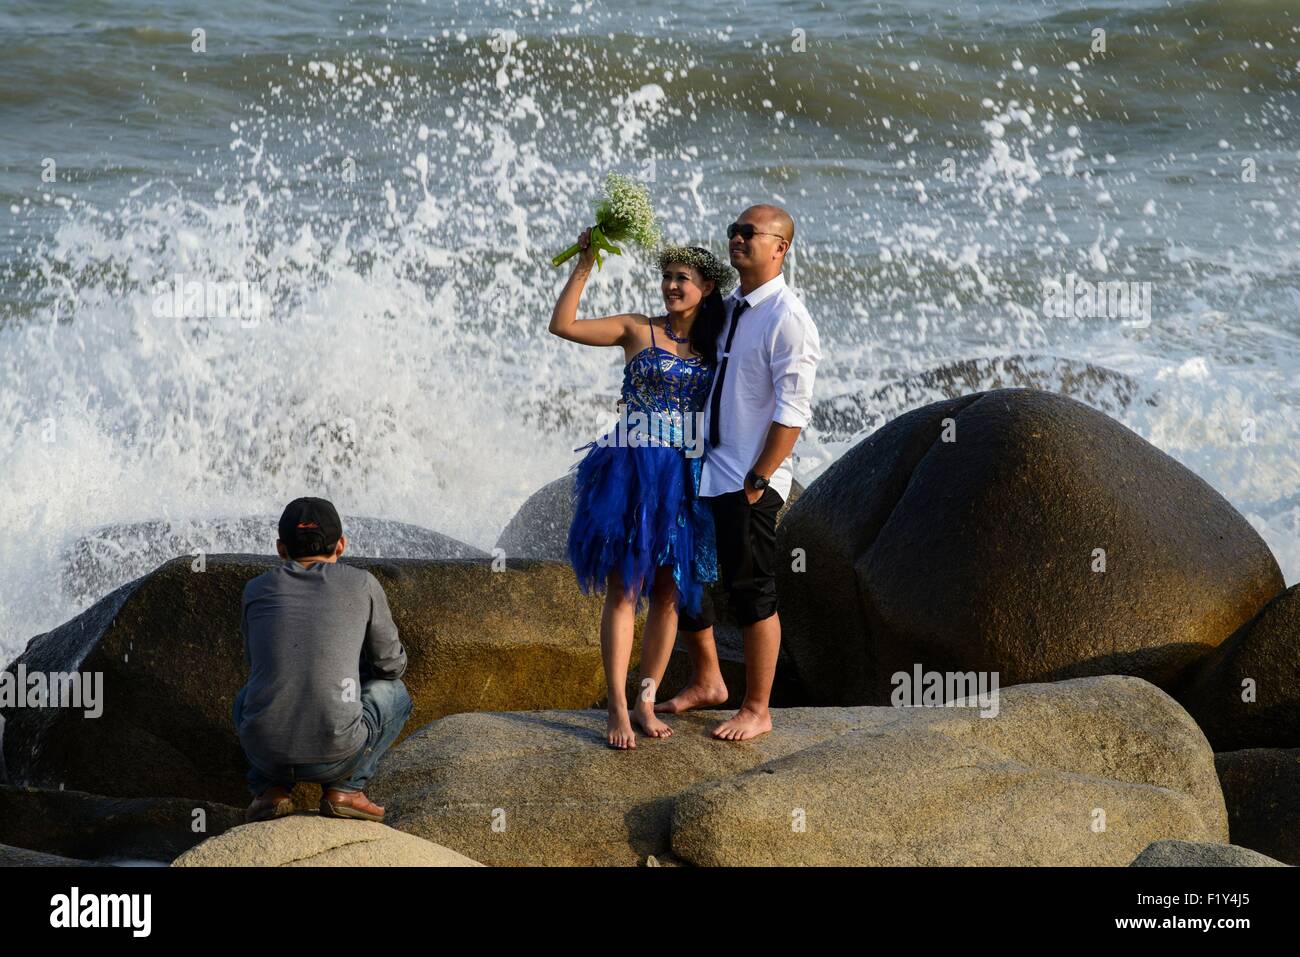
[1,0,1298,661]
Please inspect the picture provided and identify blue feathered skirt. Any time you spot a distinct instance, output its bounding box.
[567,436,717,617]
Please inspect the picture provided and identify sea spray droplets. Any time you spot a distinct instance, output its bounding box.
[1,1,1299,663]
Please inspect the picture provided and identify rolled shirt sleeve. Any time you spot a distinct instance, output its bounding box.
[363,573,408,679]
[770,307,822,428]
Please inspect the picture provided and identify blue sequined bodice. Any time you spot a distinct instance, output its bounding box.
[620,346,714,439]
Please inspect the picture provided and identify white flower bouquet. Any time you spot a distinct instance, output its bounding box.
[551,171,661,270]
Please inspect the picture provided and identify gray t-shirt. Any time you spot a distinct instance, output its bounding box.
[237,560,407,767]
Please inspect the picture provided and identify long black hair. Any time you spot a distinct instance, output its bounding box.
[671,245,728,367]
[690,284,726,368]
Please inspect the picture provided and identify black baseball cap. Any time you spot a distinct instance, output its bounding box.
[278,497,343,559]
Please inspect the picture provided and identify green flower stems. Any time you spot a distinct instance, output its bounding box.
[551,224,623,270]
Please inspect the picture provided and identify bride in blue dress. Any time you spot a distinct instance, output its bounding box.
[549,228,734,748]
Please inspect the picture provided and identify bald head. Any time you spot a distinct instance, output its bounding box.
[743,204,795,244]
[729,204,795,289]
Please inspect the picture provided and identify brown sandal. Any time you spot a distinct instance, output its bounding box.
[319,788,385,822]
[245,786,295,823]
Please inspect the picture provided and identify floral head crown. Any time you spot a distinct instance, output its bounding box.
[656,244,737,297]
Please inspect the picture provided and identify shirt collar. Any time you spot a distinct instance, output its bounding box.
[728,272,787,310]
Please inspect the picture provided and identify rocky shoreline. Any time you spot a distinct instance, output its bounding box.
[2,389,1297,866]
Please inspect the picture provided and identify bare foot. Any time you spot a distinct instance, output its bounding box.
[711,706,772,741]
[607,710,636,749]
[654,679,729,714]
[632,699,673,739]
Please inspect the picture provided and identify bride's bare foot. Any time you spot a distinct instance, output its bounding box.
[607,709,636,749]
[632,699,673,739]
[654,679,729,714]
[711,705,772,741]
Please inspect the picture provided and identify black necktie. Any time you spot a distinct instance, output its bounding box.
[708,299,748,448]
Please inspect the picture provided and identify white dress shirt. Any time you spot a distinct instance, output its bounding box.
[700,272,821,501]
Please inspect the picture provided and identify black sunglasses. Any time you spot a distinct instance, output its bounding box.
[727,222,787,242]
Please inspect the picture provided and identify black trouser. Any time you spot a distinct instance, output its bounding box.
[678,486,784,631]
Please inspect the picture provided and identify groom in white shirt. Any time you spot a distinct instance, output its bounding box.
[663,204,821,740]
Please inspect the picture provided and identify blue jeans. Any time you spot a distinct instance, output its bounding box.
[233,679,414,797]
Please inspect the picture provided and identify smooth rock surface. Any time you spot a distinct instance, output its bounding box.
[777,389,1284,705]
[171,814,482,867]
[670,676,1227,866]
[1129,839,1286,867]
[0,843,97,867]
[371,706,872,866]
[373,676,1224,867]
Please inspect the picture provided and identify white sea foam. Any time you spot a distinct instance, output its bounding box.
[2,8,1298,661]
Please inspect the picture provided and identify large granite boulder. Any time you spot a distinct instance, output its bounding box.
[0,785,243,863]
[371,706,871,866]
[2,555,636,805]
[1214,748,1300,865]
[670,676,1227,866]
[172,815,481,867]
[1129,839,1286,867]
[62,516,485,607]
[777,389,1284,705]
[1177,585,1300,750]
[371,675,1222,867]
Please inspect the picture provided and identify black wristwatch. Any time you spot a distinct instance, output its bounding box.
[746,469,769,491]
